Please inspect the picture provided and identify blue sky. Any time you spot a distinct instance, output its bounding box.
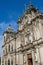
[0,0,43,56]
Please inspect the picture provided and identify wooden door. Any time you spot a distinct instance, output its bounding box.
[27,53,33,65]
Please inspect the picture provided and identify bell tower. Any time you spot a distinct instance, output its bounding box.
[3,24,14,44]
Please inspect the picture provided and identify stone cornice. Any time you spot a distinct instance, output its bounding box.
[2,38,43,56]
[2,38,15,48]
[3,31,15,35]
[31,14,43,22]
[17,38,43,52]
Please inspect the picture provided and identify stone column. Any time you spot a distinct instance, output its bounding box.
[18,53,23,65]
[25,53,28,65]
[4,59,5,65]
[1,56,2,65]
[5,60,8,65]
[23,52,27,65]
[23,53,24,65]
[10,57,11,65]
[32,47,41,65]
[36,47,41,65]
[32,49,35,65]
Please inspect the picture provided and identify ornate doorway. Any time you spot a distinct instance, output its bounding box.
[27,53,33,65]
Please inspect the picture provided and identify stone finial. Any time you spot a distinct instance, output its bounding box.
[36,7,39,13]
[18,16,21,23]
[30,2,33,8]
[18,16,20,21]
[6,24,14,33]
[8,24,12,29]
[8,24,11,27]
[24,4,27,11]
[23,10,26,16]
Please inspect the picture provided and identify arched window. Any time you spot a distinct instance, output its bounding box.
[2,59,4,65]
[6,46,7,54]
[5,60,7,65]
[8,60,10,65]
[8,45,10,52]
[4,36,5,42]
[3,50,5,55]
[11,60,13,65]
[11,45,13,51]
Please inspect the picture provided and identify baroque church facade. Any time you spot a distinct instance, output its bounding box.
[1,3,43,65]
